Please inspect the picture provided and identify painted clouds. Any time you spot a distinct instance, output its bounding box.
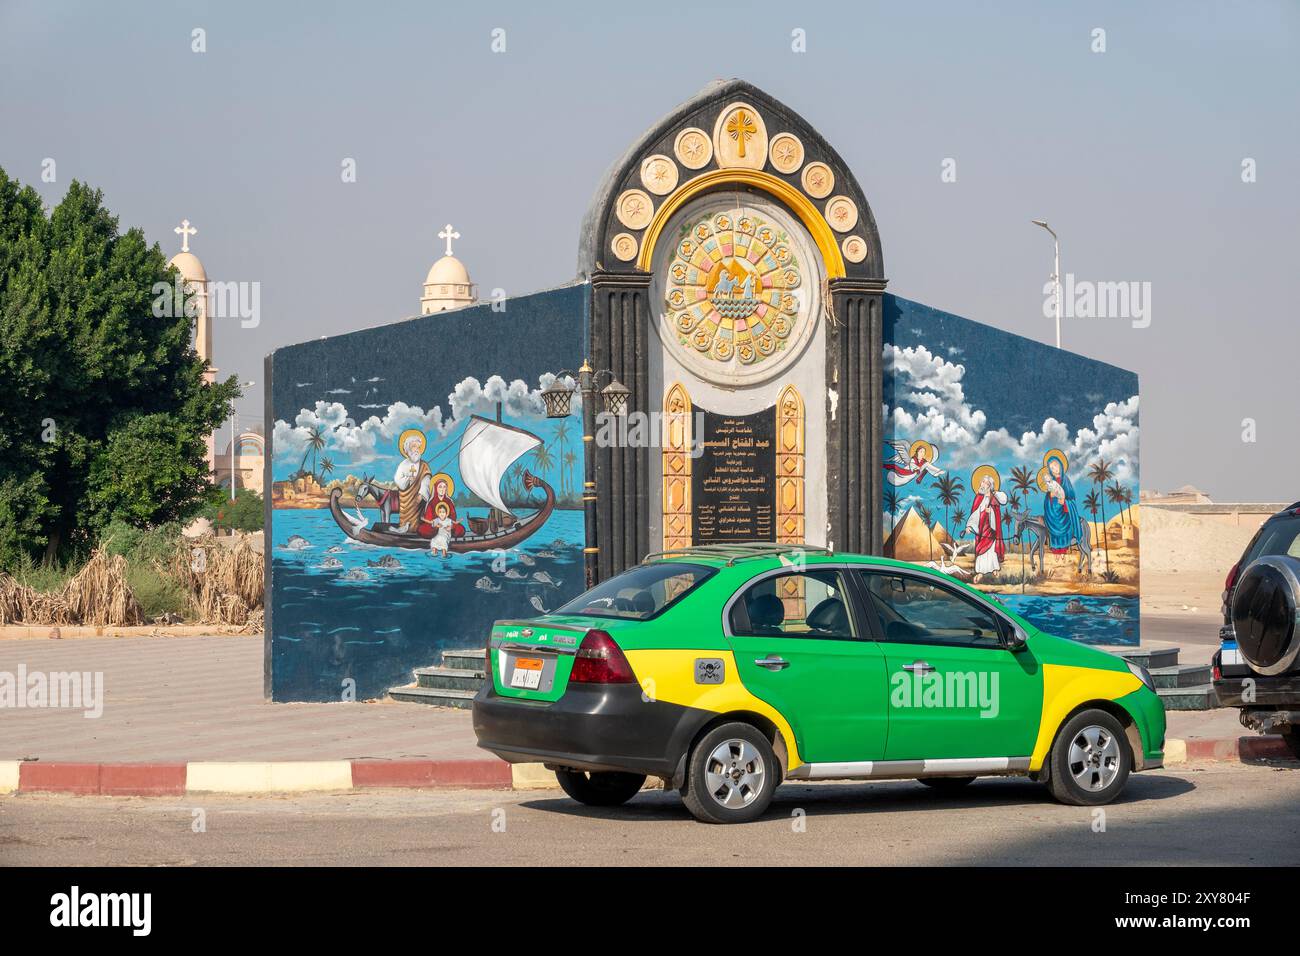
[884,344,1139,483]
[272,373,577,467]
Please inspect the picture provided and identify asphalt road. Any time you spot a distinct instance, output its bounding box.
[2,762,1297,866]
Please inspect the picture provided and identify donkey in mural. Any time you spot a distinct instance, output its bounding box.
[1010,508,1092,576]
[357,474,401,527]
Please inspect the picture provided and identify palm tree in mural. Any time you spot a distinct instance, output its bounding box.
[298,426,326,483]
[1008,469,1035,589]
[531,442,555,478]
[562,450,577,506]
[1122,487,1136,529]
[1083,490,1102,553]
[883,488,900,530]
[952,508,966,541]
[552,420,573,497]
[1004,493,1020,540]
[934,474,965,540]
[319,456,335,487]
[1106,482,1130,556]
[1087,459,1116,572]
[915,502,935,562]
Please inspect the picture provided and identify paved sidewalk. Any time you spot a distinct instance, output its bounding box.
[0,636,479,763]
[0,634,1276,771]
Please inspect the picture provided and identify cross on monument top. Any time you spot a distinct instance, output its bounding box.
[174,218,197,253]
[438,223,460,258]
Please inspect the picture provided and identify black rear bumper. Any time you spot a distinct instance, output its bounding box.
[472,682,711,786]
[1214,674,1300,708]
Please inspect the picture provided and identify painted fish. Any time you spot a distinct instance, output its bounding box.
[475,576,503,593]
[529,595,550,614]
[1105,605,1129,620]
[504,569,528,580]
[550,539,567,549]
[516,553,536,566]
[318,556,343,569]
[532,571,561,587]
[286,534,311,550]
[1064,599,1091,614]
[366,555,402,569]
[537,550,558,558]
[325,545,345,554]
[341,568,370,581]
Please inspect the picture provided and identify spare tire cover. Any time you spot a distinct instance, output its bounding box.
[1232,555,1300,675]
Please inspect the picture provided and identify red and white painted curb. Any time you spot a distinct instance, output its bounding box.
[0,736,1291,796]
[0,758,515,796]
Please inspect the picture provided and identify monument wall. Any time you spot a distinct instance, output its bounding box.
[880,294,1141,645]
[264,284,588,702]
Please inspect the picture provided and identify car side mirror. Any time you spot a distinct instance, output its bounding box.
[1004,627,1028,652]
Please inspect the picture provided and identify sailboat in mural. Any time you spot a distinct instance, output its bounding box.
[329,415,555,551]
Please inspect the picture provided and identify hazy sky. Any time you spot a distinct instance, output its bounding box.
[3,0,1296,500]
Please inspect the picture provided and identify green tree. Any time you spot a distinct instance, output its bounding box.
[1084,489,1102,550]
[0,170,238,567]
[204,489,264,532]
[1087,459,1115,571]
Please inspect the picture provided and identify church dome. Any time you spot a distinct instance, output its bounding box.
[425,254,471,286]
[169,251,207,283]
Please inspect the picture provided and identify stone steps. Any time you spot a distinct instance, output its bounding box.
[389,646,487,708]
[1108,646,1218,710]
[1156,684,1219,711]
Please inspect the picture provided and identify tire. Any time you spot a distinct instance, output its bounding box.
[1047,709,1132,806]
[918,776,977,790]
[681,722,779,824]
[1232,556,1300,675]
[554,769,646,807]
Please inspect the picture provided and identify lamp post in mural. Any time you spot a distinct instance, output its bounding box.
[541,361,631,589]
[1031,219,1061,348]
[230,381,255,502]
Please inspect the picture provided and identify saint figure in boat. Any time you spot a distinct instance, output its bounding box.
[418,473,465,538]
[394,429,431,532]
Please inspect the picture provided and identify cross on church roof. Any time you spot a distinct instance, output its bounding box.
[174,218,197,253]
[438,223,460,257]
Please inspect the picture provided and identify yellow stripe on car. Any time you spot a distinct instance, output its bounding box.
[1029,663,1143,771]
[622,648,805,770]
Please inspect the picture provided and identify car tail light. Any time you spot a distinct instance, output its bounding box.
[1224,562,1240,592]
[1212,661,1221,681]
[570,629,636,684]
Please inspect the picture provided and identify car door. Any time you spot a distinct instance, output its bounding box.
[725,566,889,763]
[857,570,1043,762]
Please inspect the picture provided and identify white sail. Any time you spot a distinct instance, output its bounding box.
[458,416,541,515]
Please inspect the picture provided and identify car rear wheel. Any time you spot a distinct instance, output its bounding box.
[1047,709,1131,806]
[554,769,646,807]
[918,775,977,790]
[681,722,779,824]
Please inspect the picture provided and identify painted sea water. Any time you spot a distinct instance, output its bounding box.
[995,593,1139,646]
[270,507,584,701]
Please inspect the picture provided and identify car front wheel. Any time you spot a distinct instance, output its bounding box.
[681,722,779,824]
[1047,709,1131,806]
[554,769,646,807]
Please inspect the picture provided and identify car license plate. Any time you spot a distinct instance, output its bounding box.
[510,656,544,689]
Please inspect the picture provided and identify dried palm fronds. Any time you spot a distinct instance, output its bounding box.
[61,550,143,626]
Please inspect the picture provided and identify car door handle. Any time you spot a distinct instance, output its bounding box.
[754,656,790,671]
[902,661,934,673]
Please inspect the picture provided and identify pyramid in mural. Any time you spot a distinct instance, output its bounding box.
[884,507,941,562]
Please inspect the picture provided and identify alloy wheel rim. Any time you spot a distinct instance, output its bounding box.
[1067,725,1121,791]
[704,738,766,809]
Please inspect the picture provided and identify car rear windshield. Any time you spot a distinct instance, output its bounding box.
[1245,515,1300,563]
[555,562,716,620]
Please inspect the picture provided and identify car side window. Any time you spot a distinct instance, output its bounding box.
[729,570,857,639]
[860,572,1005,648]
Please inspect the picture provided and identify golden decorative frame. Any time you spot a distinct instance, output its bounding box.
[775,384,806,545]
[661,383,694,550]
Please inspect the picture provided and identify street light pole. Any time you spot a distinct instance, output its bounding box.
[1031,219,1061,348]
[578,360,598,591]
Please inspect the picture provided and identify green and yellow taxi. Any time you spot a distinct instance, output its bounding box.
[472,544,1165,824]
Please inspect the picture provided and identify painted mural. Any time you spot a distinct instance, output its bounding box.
[881,295,1140,645]
[267,286,587,701]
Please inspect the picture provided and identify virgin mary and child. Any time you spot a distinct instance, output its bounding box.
[392,429,464,540]
[1038,451,1083,554]
[963,466,1008,577]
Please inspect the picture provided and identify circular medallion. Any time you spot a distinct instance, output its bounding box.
[615,189,654,230]
[654,196,821,387]
[640,154,679,196]
[673,127,713,170]
[801,161,835,199]
[712,102,768,170]
[841,235,868,263]
[825,195,859,233]
[768,133,805,175]
[611,232,639,262]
